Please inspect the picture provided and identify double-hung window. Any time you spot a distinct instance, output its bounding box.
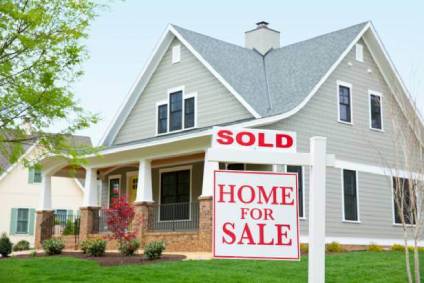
[369,92,383,130]
[393,177,416,225]
[342,169,359,222]
[338,82,352,124]
[286,165,304,218]
[16,208,30,234]
[157,89,196,134]
[28,167,42,184]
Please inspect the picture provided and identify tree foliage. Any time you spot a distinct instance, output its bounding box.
[0,0,100,171]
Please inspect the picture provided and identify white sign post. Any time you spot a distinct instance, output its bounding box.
[213,170,300,260]
[204,127,332,283]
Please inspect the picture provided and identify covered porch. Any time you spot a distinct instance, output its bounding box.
[35,133,217,251]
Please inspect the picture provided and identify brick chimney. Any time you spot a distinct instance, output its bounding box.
[245,21,280,55]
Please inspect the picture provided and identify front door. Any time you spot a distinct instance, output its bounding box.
[128,175,138,203]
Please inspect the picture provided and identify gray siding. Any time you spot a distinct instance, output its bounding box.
[262,40,415,239]
[113,38,252,145]
[264,39,415,167]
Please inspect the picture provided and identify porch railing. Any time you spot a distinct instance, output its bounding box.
[93,209,110,233]
[148,202,199,232]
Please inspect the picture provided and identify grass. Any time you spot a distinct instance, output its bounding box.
[0,251,422,282]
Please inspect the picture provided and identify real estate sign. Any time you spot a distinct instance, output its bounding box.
[213,170,300,260]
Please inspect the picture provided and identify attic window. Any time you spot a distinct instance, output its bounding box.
[172,45,181,64]
[355,44,363,62]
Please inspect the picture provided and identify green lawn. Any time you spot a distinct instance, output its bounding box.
[0,251,422,282]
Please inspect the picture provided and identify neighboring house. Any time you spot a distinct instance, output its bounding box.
[0,136,90,246]
[39,21,423,251]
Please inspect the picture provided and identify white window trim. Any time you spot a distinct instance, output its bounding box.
[158,165,193,222]
[341,169,361,223]
[283,165,306,220]
[156,86,198,136]
[15,207,31,234]
[172,44,181,64]
[336,80,354,125]
[107,174,121,208]
[368,90,384,132]
[355,43,364,62]
[126,171,138,202]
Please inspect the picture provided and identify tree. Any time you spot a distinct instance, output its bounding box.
[104,196,141,255]
[0,0,100,171]
[369,84,424,283]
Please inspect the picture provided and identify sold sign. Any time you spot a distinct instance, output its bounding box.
[212,127,296,152]
[213,170,300,260]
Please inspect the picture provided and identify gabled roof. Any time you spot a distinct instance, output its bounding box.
[100,21,422,147]
[173,22,368,117]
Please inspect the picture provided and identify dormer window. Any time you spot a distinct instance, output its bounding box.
[157,87,196,135]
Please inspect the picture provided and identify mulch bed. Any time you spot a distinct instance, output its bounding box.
[11,252,186,266]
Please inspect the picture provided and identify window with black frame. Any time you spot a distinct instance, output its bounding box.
[287,166,304,218]
[160,170,190,221]
[169,91,183,131]
[339,85,351,123]
[393,177,416,225]
[157,104,168,134]
[343,169,358,221]
[184,97,195,128]
[370,94,382,130]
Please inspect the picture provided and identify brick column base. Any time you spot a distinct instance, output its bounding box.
[133,202,152,247]
[34,210,54,249]
[79,207,100,242]
[198,196,213,251]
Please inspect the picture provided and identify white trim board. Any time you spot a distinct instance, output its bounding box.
[299,235,424,247]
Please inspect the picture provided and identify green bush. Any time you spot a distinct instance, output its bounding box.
[326,241,345,253]
[87,239,106,257]
[80,239,93,254]
[13,240,30,252]
[42,239,65,255]
[368,243,383,252]
[119,239,140,256]
[0,233,13,257]
[144,241,165,260]
[300,243,308,254]
[62,219,74,235]
[391,244,404,251]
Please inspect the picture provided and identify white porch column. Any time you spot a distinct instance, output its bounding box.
[201,150,219,197]
[39,173,52,210]
[135,159,153,202]
[83,167,98,207]
[308,137,327,283]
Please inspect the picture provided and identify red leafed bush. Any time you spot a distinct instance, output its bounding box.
[104,197,140,244]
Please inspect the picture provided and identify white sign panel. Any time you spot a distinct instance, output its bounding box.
[213,170,300,260]
[212,127,297,153]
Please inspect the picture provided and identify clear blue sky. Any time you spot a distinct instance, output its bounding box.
[73,0,424,144]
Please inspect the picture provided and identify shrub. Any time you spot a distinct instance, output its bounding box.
[144,241,165,260]
[326,241,345,253]
[119,239,140,256]
[63,219,75,235]
[368,243,383,252]
[391,244,404,252]
[80,239,93,254]
[0,233,13,257]
[300,243,309,254]
[42,239,65,255]
[87,239,106,257]
[30,250,37,257]
[13,240,30,252]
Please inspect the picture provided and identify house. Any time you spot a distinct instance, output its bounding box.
[36,21,423,251]
[0,136,91,246]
